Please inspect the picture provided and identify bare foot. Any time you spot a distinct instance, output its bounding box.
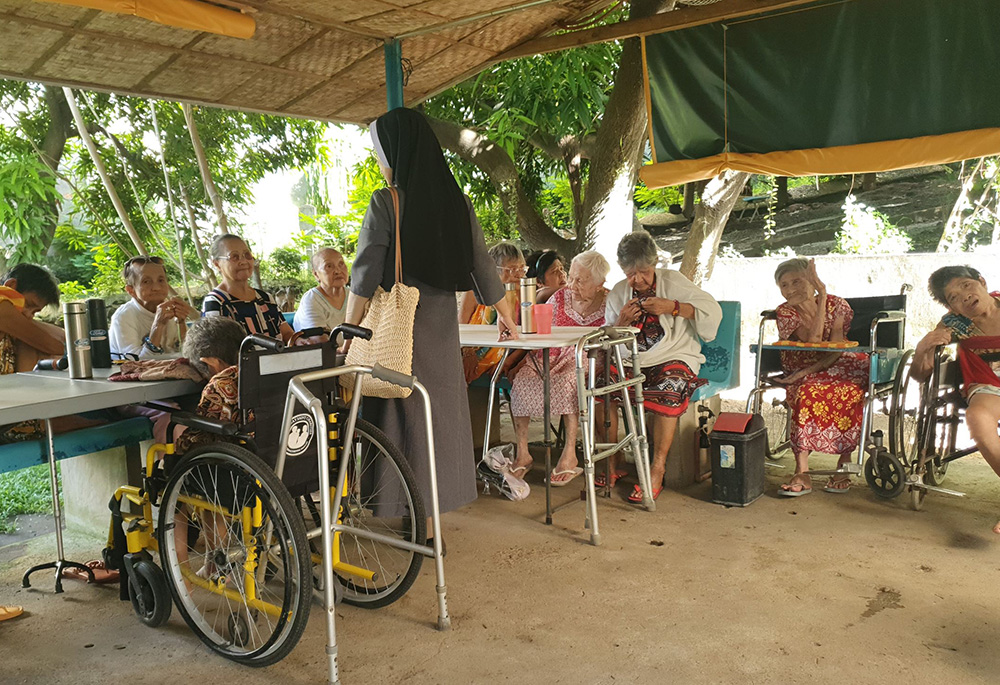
[510,450,533,477]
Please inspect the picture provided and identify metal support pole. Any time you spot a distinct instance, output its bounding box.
[384,39,404,111]
[543,347,552,525]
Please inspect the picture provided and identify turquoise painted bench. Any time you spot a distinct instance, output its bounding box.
[0,417,153,475]
[692,300,741,402]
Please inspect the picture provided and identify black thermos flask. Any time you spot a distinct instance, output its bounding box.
[87,298,112,368]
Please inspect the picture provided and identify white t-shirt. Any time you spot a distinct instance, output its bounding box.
[109,297,182,360]
[293,287,346,334]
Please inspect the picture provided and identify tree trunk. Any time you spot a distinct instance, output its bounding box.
[39,86,73,251]
[63,87,149,256]
[179,184,217,289]
[183,103,228,235]
[578,0,673,268]
[682,182,696,218]
[775,176,789,208]
[861,172,877,192]
[679,171,750,285]
[937,157,985,252]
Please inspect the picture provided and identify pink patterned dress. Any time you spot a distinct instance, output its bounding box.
[776,295,868,455]
[511,287,605,418]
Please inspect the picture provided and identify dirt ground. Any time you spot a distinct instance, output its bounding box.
[2,441,1000,685]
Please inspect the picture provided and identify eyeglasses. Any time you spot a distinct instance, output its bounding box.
[497,264,527,277]
[218,252,256,263]
[124,255,164,268]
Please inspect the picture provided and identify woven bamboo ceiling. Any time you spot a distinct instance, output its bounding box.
[0,0,625,124]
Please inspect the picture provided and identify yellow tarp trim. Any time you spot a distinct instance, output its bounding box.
[39,0,256,39]
[639,127,1000,188]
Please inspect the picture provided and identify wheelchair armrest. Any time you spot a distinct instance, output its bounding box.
[872,310,906,323]
[169,411,238,437]
[759,309,778,320]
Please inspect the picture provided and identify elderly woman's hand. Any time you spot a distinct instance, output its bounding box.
[497,310,519,341]
[617,299,642,326]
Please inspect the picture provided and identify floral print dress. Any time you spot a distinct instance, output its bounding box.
[776,295,868,455]
[511,287,604,417]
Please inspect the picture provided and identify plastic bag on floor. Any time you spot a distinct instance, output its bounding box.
[477,444,530,501]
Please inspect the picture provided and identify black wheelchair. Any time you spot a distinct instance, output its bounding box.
[904,344,985,510]
[747,290,918,497]
[103,324,428,667]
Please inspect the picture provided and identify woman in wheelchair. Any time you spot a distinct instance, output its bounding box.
[913,266,1000,529]
[772,258,868,496]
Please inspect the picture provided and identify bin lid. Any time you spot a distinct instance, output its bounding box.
[713,412,754,434]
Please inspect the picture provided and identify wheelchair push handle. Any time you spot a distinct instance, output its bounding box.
[371,363,416,389]
[334,324,373,341]
[247,334,284,352]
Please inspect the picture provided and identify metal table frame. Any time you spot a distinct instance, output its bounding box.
[462,325,652,542]
[0,369,198,593]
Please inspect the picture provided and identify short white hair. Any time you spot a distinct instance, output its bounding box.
[571,250,610,284]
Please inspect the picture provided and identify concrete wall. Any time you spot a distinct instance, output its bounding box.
[701,251,999,400]
[62,441,143,536]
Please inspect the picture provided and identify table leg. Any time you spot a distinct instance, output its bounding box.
[544,347,552,525]
[22,419,95,593]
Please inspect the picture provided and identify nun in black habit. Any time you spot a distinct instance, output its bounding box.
[344,107,519,516]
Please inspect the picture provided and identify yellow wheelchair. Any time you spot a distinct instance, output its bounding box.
[103,325,430,668]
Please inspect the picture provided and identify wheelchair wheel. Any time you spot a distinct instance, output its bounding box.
[128,556,171,628]
[157,443,310,667]
[914,395,956,487]
[331,419,425,609]
[750,387,791,458]
[889,350,921,466]
[864,449,905,499]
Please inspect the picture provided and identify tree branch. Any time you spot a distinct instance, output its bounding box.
[425,115,573,252]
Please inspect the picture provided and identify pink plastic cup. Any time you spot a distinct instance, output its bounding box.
[533,303,553,335]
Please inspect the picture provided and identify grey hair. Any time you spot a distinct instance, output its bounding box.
[209,233,247,260]
[488,241,523,267]
[616,230,659,271]
[928,265,982,305]
[774,257,811,284]
[571,250,610,284]
[310,247,342,271]
[183,316,246,378]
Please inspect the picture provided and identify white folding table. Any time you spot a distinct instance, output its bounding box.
[0,368,200,592]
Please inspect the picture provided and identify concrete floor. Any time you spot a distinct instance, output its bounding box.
[2,446,1000,685]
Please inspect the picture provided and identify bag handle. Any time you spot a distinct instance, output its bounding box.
[388,186,403,284]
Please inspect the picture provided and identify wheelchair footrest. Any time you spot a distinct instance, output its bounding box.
[907,481,966,497]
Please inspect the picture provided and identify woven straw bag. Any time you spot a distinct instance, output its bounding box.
[342,187,420,398]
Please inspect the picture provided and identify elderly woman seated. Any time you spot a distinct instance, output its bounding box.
[913,266,1000,531]
[526,249,567,304]
[294,247,348,334]
[604,230,721,502]
[509,250,610,484]
[771,258,868,496]
[459,241,527,383]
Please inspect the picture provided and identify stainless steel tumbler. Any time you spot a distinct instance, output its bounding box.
[63,302,92,379]
[519,277,537,334]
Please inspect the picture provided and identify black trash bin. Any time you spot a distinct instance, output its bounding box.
[710,412,766,507]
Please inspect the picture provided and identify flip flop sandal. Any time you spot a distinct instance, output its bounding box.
[549,467,583,487]
[779,479,812,497]
[823,477,851,494]
[595,469,628,488]
[61,559,120,584]
[509,462,533,478]
[0,605,23,622]
[627,484,662,503]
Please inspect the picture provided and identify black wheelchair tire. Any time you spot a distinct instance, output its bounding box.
[864,449,905,499]
[888,350,920,467]
[128,558,172,628]
[333,419,425,609]
[157,443,311,667]
[748,387,791,459]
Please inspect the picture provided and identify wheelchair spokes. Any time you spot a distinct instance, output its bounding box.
[311,418,425,609]
[158,444,310,667]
